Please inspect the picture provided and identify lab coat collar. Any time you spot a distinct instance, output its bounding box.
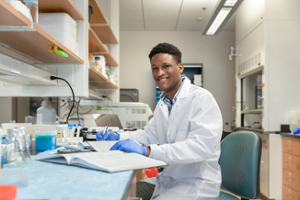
[176,76,191,100]
[159,77,191,121]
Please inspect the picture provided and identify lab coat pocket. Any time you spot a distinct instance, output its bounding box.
[175,131,187,142]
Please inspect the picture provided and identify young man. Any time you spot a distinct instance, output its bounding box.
[96,43,223,200]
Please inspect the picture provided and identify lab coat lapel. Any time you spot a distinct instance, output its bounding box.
[159,101,169,121]
[169,78,191,122]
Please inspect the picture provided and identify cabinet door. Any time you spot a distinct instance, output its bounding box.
[283,185,299,200]
[283,153,300,173]
[283,137,300,156]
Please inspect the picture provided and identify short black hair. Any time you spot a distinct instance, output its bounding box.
[148,43,182,64]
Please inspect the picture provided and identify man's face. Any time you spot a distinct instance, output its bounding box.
[151,53,184,94]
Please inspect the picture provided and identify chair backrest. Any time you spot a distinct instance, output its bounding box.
[219,131,262,199]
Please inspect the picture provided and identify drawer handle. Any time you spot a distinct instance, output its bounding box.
[286,161,292,164]
[285,178,293,182]
[285,194,292,199]
[285,144,292,147]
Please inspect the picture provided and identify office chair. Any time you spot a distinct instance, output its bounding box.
[217,131,262,200]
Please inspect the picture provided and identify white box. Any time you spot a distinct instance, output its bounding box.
[38,13,77,52]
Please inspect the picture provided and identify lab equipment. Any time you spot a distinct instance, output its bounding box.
[37,101,56,125]
[94,57,102,72]
[110,139,146,156]
[81,102,153,129]
[56,137,83,146]
[6,128,30,167]
[102,124,108,139]
[25,116,36,124]
[67,124,74,138]
[96,130,119,141]
[57,124,67,138]
[293,127,300,134]
[76,124,81,138]
[35,130,57,152]
[24,0,38,24]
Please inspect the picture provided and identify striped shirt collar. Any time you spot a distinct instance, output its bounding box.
[160,76,185,114]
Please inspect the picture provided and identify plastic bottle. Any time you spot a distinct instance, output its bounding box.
[94,57,102,73]
[23,0,38,24]
[36,101,56,125]
[76,124,81,138]
[89,53,95,68]
[105,63,110,77]
[67,124,74,138]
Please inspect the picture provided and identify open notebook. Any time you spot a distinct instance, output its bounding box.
[37,141,167,173]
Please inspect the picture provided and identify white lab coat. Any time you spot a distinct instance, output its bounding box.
[120,77,223,200]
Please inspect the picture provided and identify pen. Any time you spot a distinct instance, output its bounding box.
[102,124,108,139]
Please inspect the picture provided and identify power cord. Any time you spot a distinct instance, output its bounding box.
[50,76,75,124]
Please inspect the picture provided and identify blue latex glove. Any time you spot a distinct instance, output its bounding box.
[110,139,146,156]
[96,130,120,141]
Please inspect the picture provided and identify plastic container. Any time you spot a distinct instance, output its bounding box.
[0,185,17,200]
[36,101,56,125]
[99,55,106,77]
[94,57,102,73]
[35,130,57,152]
[67,124,75,138]
[89,53,95,67]
[24,0,38,24]
[38,13,77,52]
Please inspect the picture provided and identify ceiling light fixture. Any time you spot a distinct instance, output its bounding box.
[202,0,243,35]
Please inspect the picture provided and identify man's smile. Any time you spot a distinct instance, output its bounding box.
[158,77,168,83]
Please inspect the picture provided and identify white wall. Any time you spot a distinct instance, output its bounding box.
[120,31,236,132]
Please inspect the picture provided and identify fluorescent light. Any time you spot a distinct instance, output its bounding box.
[224,0,238,7]
[202,0,243,35]
[206,8,231,35]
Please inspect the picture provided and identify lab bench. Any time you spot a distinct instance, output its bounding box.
[5,151,137,200]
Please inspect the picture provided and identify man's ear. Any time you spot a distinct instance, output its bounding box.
[178,63,184,73]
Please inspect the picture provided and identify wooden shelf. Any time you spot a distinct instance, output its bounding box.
[39,0,84,20]
[89,0,118,44]
[89,29,118,66]
[0,0,30,26]
[91,26,118,44]
[89,67,118,89]
[0,1,84,64]
[89,28,107,53]
[89,0,107,24]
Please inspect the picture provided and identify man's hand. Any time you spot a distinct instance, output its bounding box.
[96,131,120,141]
[110,139,146,156]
